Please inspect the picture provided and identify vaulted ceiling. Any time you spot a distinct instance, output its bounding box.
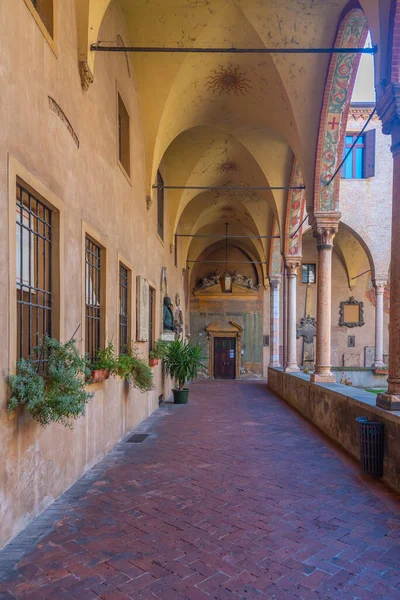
[78,0,387,283]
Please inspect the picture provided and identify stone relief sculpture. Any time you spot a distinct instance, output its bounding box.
[174,293,184,336]
[196,270,260,291]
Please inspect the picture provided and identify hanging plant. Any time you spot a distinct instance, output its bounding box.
[90,341,118,381]
[8,337,93,428]
[116,343,154,393]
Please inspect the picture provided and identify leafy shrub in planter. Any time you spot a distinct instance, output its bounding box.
[162,339,205,391]
[117,343,154,392]
[8,337,93,428]
[149,339,170,361]
[91,341,118,373]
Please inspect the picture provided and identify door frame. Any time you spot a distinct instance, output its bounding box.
[213,336,237,379]
[205,320,243,379]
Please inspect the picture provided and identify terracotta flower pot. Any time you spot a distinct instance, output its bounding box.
[149,358,159,367]
[375,369,388,375]
[91,369,110,383]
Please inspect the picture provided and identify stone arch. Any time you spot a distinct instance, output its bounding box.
[314,6,369,212]
[284,158,306,259]
[75,0,112,86]
[334,221,378,287]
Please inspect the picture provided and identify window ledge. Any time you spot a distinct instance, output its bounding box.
[118,161,132,186]
[23,0,57,57]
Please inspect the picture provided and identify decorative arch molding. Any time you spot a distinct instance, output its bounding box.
[268,217,282,278]
[284,159,306,258]
[205,321,243,379]
[75,0,112,89]
[314,7,368,212]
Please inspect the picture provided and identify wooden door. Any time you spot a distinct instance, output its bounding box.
[214,337,236,379]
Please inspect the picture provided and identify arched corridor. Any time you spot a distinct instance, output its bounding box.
[3,0,400,572]
[1,381,400,599]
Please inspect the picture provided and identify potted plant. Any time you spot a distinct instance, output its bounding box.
[162,339,205,404]
[90,341,117,382]
[149,339,169,367]
[117,343,154,392]
[8,336,93,428]
[375,364,388,375]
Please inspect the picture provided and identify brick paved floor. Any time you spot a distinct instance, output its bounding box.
[1,380,400,599]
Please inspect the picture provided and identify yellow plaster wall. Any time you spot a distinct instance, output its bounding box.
[0,0,183,548]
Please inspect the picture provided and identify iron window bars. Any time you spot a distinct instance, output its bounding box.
[16,183,53,369]
[119,264,129,354]
[85,237,101,363]
[302,264,316,285]
[148,286,155,353]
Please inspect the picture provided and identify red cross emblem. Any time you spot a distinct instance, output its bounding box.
[328,115,340,131]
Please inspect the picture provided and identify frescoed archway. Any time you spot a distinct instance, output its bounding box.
[284,159,306,259]
[314,7,369,212]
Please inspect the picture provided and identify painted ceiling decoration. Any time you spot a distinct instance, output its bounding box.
[215,160,242,174]
[269,217,281,278]
[315,8,368,212]
[284,159,306,258]
[206,64,251,96]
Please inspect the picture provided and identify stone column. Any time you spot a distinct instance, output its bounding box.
[310,213,340,383]
[373,280,386,369]
[285,260,300,372]
[269,276,281,367]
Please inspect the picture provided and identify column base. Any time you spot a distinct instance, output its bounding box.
[310,373,335,383]
[269,362,281,368]
[285,365,300,373]
[374,361,385,369]
[376,393,400,411]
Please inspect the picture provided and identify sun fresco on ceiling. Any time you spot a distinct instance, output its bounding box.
[206,64,251,96]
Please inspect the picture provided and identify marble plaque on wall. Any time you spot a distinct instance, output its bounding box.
[331,345,339,367]
[136,276,149,342]
[364,346,375,368]
[343,353,361,367]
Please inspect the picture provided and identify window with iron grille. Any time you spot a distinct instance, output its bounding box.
[148,287,155,353]
[85,237,101,363]
[119,263,129,354]
[16,183,52,368]
[302,264,316,285]
[157,170,164,240]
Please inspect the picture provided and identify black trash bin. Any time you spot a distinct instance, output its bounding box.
[356,416,384,477]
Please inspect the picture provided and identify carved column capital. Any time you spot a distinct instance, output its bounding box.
[269,275,281,290]
[373,279,387,292]
[377,83,400,140]
[79,60,94,92]
[309,212,340,250]
[285,259,301,276]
